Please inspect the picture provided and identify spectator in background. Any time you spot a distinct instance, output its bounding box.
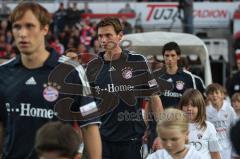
[118,3,135,14]
[80,20,94,48]
[49,37,65,55]
[35,121,82,159]
[0,1,11,20]
[53,2,67,35]
[79,2,93,16]
[72,2,81,26]
[66,2,81,28]
[78,43,91,64]
[226,53,240,97]
[178,0,194,34]
[121,16,133,34]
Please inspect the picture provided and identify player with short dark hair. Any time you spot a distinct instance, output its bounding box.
[159,41,195,108]
[87,16,163,159]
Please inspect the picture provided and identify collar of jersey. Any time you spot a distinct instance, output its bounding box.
[12,47,59,68]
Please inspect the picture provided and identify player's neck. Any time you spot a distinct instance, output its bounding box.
[172,146,188,159]
[104,47,122,61]
[166,66,178,75]
[21,49,50,69]
[212,101,223,111]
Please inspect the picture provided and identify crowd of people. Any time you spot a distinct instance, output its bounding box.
[0,2,137,62]
[1,1,240,159]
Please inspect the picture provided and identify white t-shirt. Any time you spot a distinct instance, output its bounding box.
[146,146,203,159]
[206,100,237,150]
[188,121,220,159]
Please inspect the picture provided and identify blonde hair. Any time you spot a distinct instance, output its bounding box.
[157,108,188,136]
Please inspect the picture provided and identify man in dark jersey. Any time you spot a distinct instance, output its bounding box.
[87,17,163,159]
[0,2,101,159]
[159,42,195,108]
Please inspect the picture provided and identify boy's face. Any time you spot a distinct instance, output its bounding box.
[163,50,180,69]
[232,100,240,111]
[207,90,224,107]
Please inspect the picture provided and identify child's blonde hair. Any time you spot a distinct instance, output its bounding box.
[157,108,188,136]
[179,89,206,129]
[232,92,240,103]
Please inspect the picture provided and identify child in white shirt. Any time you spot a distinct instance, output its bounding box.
[179,89,221,159]
[147,108,203,159]
[206,83,238,159]
[232,92,240,117]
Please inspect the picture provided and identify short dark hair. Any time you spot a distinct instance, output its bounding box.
[96,17,123,34]
[10,2,51,29]
[35,121,81,158]
[162,42,181,56]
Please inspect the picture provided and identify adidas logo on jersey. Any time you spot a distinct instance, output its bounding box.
[25,77,37,85]
[108,66,116,72]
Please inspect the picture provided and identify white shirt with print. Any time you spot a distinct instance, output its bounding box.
[206,100,238,159]
[188,121,221,159]
[146,146,203,159]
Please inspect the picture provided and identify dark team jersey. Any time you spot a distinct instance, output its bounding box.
[0,49,99,159]
[227,71,240,97]
[159,68,195,108]
[89,50,152,142]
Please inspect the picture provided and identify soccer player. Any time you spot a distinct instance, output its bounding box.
[87,17,163,159]
[159,41,195,108]
[0,2,101,159]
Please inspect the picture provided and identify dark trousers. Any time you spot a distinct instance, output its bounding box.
[102,139,142,159]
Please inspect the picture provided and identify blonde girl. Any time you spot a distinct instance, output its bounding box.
[147,108,203,159]
[179,89,221,159]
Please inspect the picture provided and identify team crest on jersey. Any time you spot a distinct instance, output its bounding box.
[43,83,60,102]
[122,67,133,79]
[176,81,184,90]
[197,133,203,139]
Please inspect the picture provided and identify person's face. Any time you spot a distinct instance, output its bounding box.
[232,100,240,111]
[12,10,48,56]
[207,90,224,108]
[163,50,180,69]
[97,25,122,51]
[159,128,188,156]
[182,103,198,122]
